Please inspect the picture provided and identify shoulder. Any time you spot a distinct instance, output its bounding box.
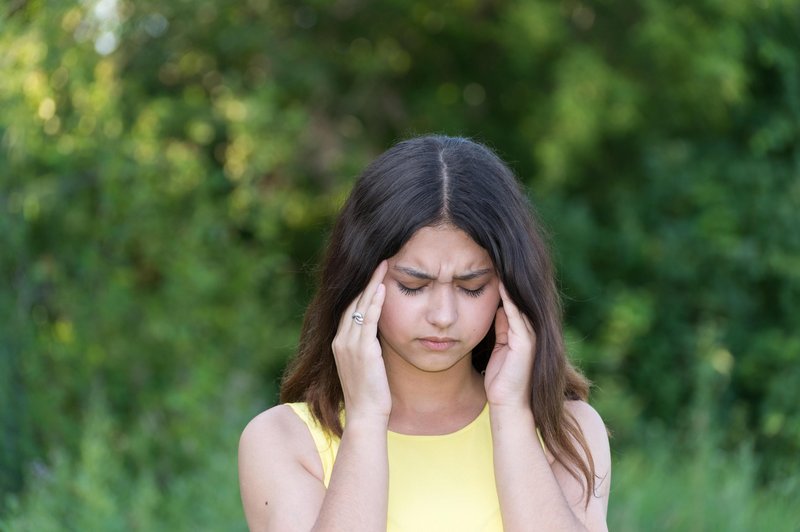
[241,403,307,434]
[563,400,611,497]
[564,400,608,444]
[563,400,610,464]
[239,404,322,473]
[238,404,325,530]
[238,404,326,490]
[240,404,304,452]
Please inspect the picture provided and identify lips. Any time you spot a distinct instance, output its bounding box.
[418,337,458,351]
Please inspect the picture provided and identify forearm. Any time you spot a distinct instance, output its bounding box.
[312,418,389,531]
[490,405,586,532]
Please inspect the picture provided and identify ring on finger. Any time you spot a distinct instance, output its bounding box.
[351,311,365,325]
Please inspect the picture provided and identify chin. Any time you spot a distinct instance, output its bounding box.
[402,350,472,374]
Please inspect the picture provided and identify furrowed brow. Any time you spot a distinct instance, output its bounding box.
[393,266,492,281]
[394,266,435,280]
[453,268,493,281]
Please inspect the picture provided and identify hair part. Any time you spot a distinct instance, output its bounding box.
[280,135,599,505]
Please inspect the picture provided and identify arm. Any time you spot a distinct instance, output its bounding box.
[490,401,610,532]
[486,284,611,532]
[238,405,326,532]
[310,418,388,531]
[239,261,391,531]
[238,405,389,532]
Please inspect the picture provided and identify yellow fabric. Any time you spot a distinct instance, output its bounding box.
[286,403,340,487]
[287,402,503,532]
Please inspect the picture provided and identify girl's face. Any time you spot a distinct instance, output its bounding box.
[378,225,501,373]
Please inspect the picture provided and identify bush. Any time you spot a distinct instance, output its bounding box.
[2,0,799,526]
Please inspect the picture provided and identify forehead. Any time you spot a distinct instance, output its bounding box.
[390,225,493,275]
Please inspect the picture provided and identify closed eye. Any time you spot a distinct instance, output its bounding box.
[461,286,486,298]
[397,283,486,298]
[397,283,423,296]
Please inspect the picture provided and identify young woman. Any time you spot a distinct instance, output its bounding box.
[238,135,611,531]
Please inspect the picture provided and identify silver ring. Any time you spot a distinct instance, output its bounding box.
[351,311,365,325]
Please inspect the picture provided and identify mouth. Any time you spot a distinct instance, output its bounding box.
[418,337,458,351]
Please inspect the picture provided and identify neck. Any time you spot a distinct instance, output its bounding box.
[382,350,486,434]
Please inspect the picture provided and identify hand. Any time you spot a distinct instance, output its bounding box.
[331,260,391,425]
[484,282,536,409]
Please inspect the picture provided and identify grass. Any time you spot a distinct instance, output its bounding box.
[608,435,800,531]
[2,409,798,531]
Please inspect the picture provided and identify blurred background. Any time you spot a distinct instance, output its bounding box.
[1,0,799,530]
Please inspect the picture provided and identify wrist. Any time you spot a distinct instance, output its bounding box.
[484,377,533,412]
[486,394,532,412]
[343,412,390,434]
[488,402,535,425]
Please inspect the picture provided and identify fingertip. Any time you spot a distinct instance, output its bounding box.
[373,260,389,280]
[375,282,386,304]
[498,282,509,301]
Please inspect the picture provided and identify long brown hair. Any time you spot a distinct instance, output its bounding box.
[281,135,599,503]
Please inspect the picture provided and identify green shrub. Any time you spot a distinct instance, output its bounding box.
[609,433,800,531]
[2,0,799,526]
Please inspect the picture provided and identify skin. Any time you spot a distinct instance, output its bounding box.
[377,225,499,434]
[238,225,611,531]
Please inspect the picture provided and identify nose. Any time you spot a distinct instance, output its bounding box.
[426,285,457,329]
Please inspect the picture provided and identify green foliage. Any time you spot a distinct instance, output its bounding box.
[2,391,247,531]
[609,434,800,531]
[2,0,799,527]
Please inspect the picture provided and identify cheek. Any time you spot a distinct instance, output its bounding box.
[468,296,501,334]
[377,290,408,336]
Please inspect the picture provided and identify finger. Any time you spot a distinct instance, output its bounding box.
[499,282,535,336]
[338,296,360,336]
[354,260,388,313]
[494,306,509,346]
[359,282,385,339]
[340,261,389,333]
[355,260,388,317]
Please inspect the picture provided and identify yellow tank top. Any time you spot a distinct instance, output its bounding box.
[287,402,504,532]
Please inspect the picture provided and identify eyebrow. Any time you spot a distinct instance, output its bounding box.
[393,266,493,282]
